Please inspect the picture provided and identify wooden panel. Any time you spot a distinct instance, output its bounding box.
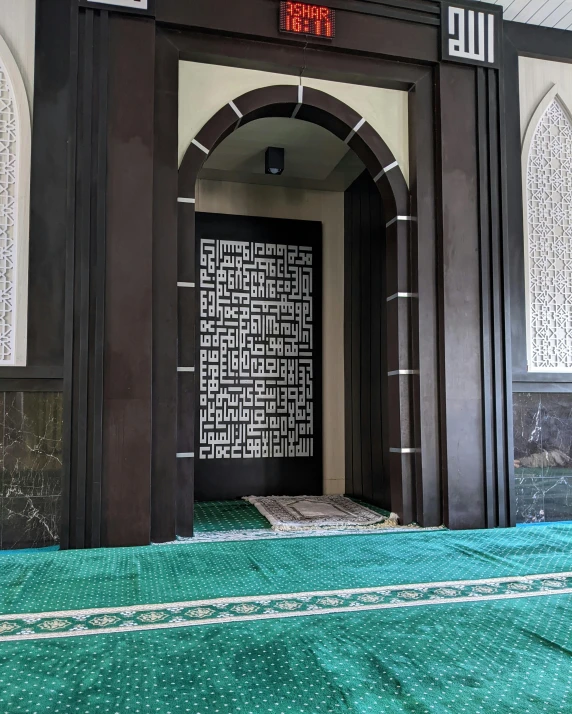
[343,191,353,497]
[408,69,441,527]
[158,0,439,64]
[438,63,485,530]
[360,186,373,501]
[350,185,362,496]
[369,186,385,506]
[151,31,179,544]
[344,172,388,509]
[102,15,155,547]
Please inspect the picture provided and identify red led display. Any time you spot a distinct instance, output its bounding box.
[279,2,335,38]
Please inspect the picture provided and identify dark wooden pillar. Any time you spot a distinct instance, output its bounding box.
[101,15,155,547]
[437,62,512,530]
[151,32,179,544]
[408,70,441,528]
[344,172,389,510]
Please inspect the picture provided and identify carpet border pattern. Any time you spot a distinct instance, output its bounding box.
[1,572,572,642]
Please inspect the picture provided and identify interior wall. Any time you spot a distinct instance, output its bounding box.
[519,56,572,139]
[195,179,345,495]
[0,0,35,106]
[180,61,409,185]
[514,55,572,524]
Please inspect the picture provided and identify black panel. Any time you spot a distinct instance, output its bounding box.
[151,30,179,544]
[62,7,110,549]
[194,213,322,501]
[344,172,388,509]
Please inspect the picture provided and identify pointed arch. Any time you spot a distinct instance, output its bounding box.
[523,85,572,372]
[0,33,31,365]
[175,85,419,533]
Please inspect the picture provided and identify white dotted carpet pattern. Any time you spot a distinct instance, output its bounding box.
[1,526,572,712]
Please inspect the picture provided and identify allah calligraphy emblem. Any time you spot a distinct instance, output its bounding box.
[442,3,499,68]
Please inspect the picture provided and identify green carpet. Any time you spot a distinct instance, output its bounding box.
[1,526,572,712]
[194,500,272,532]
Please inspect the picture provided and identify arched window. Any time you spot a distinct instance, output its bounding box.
[524,87,572,372]
[0,34,31,365]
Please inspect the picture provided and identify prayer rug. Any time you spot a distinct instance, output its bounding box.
[244,494,399,530]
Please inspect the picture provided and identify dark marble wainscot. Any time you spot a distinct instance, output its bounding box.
[0,392,63,549]
[514,392,572,524]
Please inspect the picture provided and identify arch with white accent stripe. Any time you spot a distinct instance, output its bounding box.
[176,85,419,533]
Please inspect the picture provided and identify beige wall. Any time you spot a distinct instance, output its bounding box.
[0,0,35,106]
[196,179,345,495]
[180,61,409,185]
[519,56,572,139]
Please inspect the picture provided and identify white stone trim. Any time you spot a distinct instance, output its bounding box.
[291,85,304,118]
[191,138,209,155]
[177,282,195,288]
[176,453,195,459]
[386,216,415,228]
[386,292,418,302]
[177,197,195,204]
[344,117,366,143]
[373,161,399,183]
[228,100,243,119]
[177,367,195,372]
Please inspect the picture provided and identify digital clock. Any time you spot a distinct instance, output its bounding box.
[279,2,336,39]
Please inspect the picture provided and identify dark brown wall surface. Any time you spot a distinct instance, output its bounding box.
[102,15,155,547]
[344,172,389,510]
[437,64,486,530]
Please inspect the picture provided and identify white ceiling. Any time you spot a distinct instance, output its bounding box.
[475,0,572,29]
[200,117,365,192]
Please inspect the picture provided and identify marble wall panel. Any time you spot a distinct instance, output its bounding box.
[0,392,63,549]
[514,392,572,524]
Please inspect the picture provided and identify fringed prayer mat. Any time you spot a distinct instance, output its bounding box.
[244,494,399,530]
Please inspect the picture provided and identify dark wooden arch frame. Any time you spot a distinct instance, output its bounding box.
[175,84,418,536]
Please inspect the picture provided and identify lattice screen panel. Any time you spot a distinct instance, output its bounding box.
[526,98,572,372]
[199,239,314,459]
[0,60,17,363]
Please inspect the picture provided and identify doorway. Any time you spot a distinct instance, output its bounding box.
[175,83,415,536]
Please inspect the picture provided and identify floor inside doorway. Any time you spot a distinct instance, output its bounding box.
[193,497,393,535]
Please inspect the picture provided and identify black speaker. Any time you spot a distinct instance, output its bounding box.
[265,147,285,175]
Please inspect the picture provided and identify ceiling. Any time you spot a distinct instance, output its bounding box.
[475,0,572,29]
[199,117,365,192]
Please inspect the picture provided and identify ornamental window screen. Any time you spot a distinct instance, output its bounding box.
[0,35,31,366]
[525,96,572,372]
[199,239,314,460]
